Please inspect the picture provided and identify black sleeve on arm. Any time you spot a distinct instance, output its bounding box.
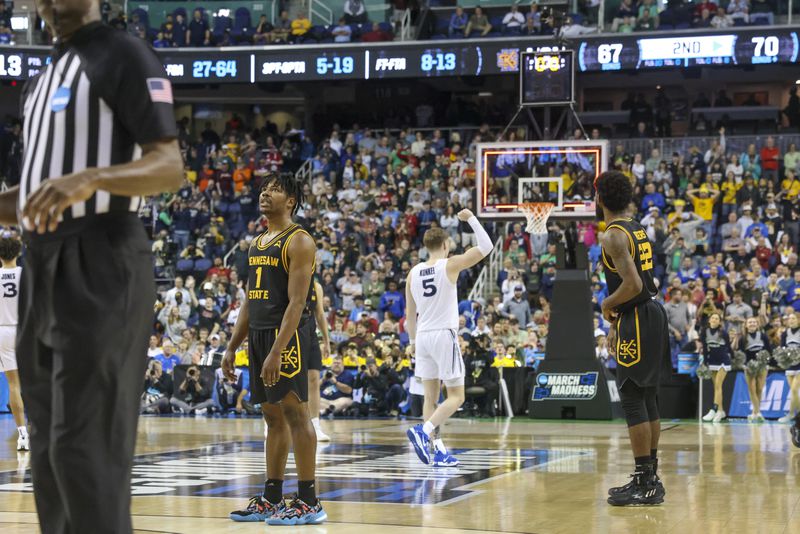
[103,35,177,145]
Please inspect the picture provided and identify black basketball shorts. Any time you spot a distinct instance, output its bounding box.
[614,299,669,388]
[305,320,322,371]
[248,323,311,404]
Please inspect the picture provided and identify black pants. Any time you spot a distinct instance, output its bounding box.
[17,214,154,534]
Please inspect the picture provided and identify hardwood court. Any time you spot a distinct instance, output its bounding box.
[0,415,798,533]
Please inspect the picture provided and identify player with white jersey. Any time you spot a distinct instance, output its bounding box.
[0,234,28,451]
[406,209,492,467]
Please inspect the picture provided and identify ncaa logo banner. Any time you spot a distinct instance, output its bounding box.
[532,372,599,401]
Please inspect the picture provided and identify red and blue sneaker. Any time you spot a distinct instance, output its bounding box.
[407,424,431,464]
[229,494,285,522]
[266,495,327,525]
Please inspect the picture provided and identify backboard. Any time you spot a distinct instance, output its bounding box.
[476,140,608,221]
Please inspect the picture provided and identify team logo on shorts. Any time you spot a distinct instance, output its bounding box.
[532,372,598,401]
[616,339,640,367]
[279,342,301,379]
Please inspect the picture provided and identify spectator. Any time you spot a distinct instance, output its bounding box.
[760,136,780,185]
[526,3,542,34]
[344,0,368,24]
[502,4,526,33]
[170,366,215,414]
[361,22,392,42]
[749,0,774,25]
[502,286,532,326]
[466,7,492,37]
[291,13,312,42]
[332,17,353,42]
[320,355,355,415]
[727,0,750,22]
[141,360,173,414]
[612,0,637,31]
[187,9,210,47]
[253,14,272,45]
[449,5,468,37]
[154,340,181,374]
[214,367,248,414]
[379,280,405,320]
[270,10,292,43]
[710,6,733,27]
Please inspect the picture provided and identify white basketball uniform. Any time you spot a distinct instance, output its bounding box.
[0,266,20,372]
[410,258,464,386]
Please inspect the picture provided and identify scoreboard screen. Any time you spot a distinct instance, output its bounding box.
[520,50,574,107]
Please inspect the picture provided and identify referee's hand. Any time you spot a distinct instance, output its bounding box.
[23,170,98,233]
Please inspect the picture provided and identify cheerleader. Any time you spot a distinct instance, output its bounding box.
[702,312,732,423]
[779,313,800,423]
[738,317,771,422]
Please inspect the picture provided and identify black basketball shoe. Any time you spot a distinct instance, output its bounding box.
[607,466,664,506]
[791,421,800,449]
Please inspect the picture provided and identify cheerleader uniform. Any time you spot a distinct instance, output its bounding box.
[704,326,732,371]
[782,327,800,376]
[743,329,772,366]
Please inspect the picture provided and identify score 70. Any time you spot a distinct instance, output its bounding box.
[597,44,623,64]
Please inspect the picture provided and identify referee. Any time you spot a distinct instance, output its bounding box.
[0,1,182,532]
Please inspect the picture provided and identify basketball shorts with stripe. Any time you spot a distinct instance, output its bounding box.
[248,323,311,404]
[414,329,465,387]
[614,299,669,388]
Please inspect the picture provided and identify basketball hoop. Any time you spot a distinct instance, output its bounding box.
[519,202,554,235]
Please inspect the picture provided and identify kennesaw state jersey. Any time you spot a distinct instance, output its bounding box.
[410,258,458,332]
[247,224,315,329]
[601,218,658,312]
[0,267,21,326]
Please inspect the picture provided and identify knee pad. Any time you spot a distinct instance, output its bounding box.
[619,381,648,427]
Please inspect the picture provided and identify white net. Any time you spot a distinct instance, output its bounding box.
[520,202,554,235]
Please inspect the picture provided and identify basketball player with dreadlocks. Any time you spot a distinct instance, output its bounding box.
[223,173,326,525]
[596,170,669,506]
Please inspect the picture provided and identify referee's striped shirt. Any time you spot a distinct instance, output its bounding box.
[19,22,176,227]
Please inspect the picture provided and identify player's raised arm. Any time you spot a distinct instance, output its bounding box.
[446,209,494,281]
[405,270,417,343]
[262,231,316,386]
[599,228,643,323]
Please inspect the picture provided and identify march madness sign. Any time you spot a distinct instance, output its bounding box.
[532,372,599,401]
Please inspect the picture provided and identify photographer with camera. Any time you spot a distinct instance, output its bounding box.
[319,355,355,416]
[170,365,214,415]
[352,357,390,416]
[141,360,173,414]
[381,352,409,417]
[214,366,250,414]
[464,335,499,417]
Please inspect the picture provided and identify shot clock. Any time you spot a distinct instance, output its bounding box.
[519,50,574,107]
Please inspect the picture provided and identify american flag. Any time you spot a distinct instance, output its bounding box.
[146,78,173,104]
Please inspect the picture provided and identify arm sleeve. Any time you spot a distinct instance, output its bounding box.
[106,37,178,145]
[468,216,494,256]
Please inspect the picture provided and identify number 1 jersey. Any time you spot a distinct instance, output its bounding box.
[601,218,658,313]
[410,259,459,333]
[0,267,21,326]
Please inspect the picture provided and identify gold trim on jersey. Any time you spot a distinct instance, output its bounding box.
[255,224,298,251]
[277,328,303,379]
[601,223,635,273]
[281,229,317,274]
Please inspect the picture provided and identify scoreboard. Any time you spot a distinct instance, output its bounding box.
[1,26,797,83]
[520,50,574,107]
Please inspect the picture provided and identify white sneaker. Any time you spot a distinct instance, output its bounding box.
[754,413,765,423]
[16,434,29,451]
[778,414,795,424]
[702,409,717,422]
[712,409,727,423]
[747,413,755,422]
[316,427,331,442]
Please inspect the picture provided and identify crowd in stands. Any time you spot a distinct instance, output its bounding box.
[3,0,777,48]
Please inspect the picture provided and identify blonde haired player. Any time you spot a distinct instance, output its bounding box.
[0,233,27,451]
[406,209,492,466]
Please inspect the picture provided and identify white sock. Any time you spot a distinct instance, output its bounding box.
[422,421,435,436]
[311,417,321,430]
[17,426,27,438]
[433,439,446,454]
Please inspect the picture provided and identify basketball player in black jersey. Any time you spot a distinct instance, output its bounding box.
[596,171,669,506]
[222,174,326,525]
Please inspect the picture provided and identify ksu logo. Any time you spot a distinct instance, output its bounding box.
[496,49,519,72]
[532,372,599,401]
[375,57,407,71]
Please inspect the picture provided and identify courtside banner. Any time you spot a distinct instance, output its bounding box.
[728,372,791,418]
